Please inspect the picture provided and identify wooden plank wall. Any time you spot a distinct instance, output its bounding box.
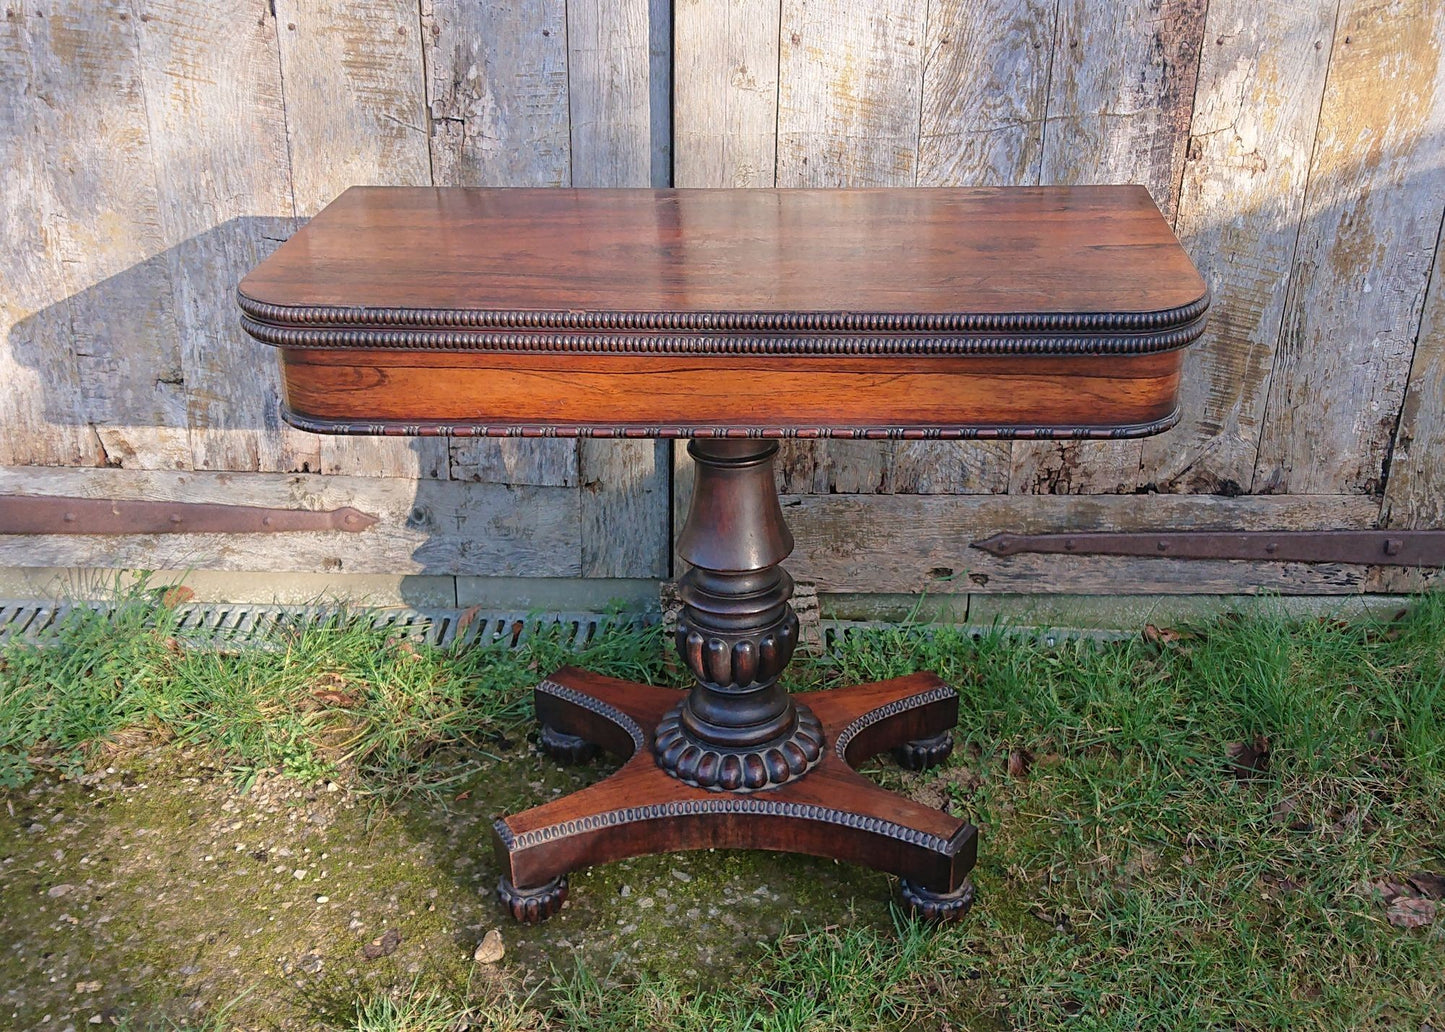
[0,0,670,587]
[4,0,1443,599]
[675,0,1445,596]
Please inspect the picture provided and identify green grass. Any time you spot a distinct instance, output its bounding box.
[2,588,1442,1030]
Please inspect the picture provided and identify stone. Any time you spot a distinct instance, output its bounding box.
[473,929,505,965]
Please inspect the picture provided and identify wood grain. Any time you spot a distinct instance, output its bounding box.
[276,349,1186,433]
[673,0,781,188]
[0,466,580,577]
[1012,0,1208,494]
[916,0,1054,188]
[1381,217,1445,531]
[273,0,448,482]
[132,0,315,474]
[238,186,1208,320]
[567,0,653,188]
[784,492,1387,594]
[776,0,928,187]
[0,1,184,470]
[1253,0,1445,496]
[1139,0,1338,494]
[422,0,570,188]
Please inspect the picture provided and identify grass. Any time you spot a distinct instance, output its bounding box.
[2,586,1443,1030]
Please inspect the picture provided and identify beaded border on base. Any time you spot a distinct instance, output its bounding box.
[833,684,959,761]
[278,407,1183,441]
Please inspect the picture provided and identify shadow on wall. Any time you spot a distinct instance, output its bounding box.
[3,215,597,606]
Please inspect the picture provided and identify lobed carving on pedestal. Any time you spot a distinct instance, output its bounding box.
[653,701,824,792]
[675,609,798,690]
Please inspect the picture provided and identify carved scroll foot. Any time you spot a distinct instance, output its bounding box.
[496,874,568,924]
[892,731,955,771]
[899,877,976,923]
[539,724,600,765]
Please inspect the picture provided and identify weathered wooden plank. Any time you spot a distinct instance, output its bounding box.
[1,1,187,470]
[422,0,570,187]
[567,0,653,187]
[1139,0,1338,494]
[916,0,1054,187]
[784,492,1386,594]
[673,0,780,187]
[773,0,934,493]
[271,0,447,480]
[776,0,928,187]
[0,466,580,577]
[422,0,580,488]
[450,441,577,488]
[1381,217,1445,530]
[579,441,670,578]
[274,0,431,215]
[568,0,669,575]
[1253,0,1445,496]
[648,0,672,187]
[131,0,315,474]
[1039,0,1206,219]
[1012,0,1207,493]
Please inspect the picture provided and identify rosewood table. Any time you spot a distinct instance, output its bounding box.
[238,186,1207,923]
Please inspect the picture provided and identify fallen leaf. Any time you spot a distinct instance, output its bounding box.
[1407,871,1445,900]
[362,928,402,959]
[1143,624,1183,646]
[159,585,195,608]
[1368,879,1413,903]
[1386,897,1437,929]
[1226,735,1270,778]
[455,604,484,640]
[312,688,359,709]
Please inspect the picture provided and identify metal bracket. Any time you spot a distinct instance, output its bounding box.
[0,496,379,535]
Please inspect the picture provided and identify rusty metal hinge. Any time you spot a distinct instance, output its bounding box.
[0,496,378,535]
[971,530,1445,567]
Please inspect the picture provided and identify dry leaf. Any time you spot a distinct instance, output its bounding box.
[159,585,195,608]
[362,927,402,959]
[1143,624,1184,646]
[312,689,359,709]
[1407,871,1445,900]
[1386,897,1437,929]
[1226,735,1270,778]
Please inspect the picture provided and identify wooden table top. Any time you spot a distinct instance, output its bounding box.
[237,187,1207,439]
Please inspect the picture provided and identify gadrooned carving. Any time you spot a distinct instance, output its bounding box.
[535,678,645,756]
[675,610,798,690]
[240,317,1207,357]
[280,407,1184,442]
[653,701,824,792]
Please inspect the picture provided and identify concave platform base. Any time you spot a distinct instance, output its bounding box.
[492,666,978,923]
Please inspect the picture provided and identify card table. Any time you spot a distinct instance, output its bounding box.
[239,185,1208,922]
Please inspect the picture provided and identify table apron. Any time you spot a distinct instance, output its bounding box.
[278,349,1182,433]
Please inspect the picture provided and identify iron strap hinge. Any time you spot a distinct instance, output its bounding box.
[0,496,379,535]
[971,530,1445,567]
